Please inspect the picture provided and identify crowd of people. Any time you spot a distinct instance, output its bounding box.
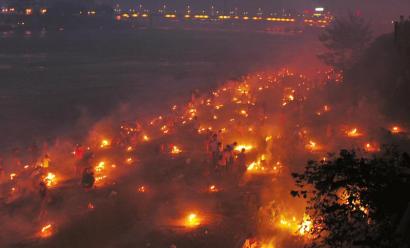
[207,132,247,177]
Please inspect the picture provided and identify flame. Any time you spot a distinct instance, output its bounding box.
[240,109,249,117]
[10,173,16,180]
[346,128,362,137]
[277,213,312,237]
[126,157,133,164]
[39,224,53,238]
[299,214,312,235]
[100,139,110,148]
[88,202,95,209]
[43,172,57,187]
[171,145,182,154]
[184,212,201,228]
[95,161,105,172]
[364,142,379,152]
[137,185,146,192]
[208,184,219,193]
[234,144,253,152]
[142,135,150,141]
[306,140,320,151]
[391,126,401,134]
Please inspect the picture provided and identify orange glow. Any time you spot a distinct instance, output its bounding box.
[171,145,182,154]
[364,142,379,152]
[39,224,53,238]
[10,173,16,180]
[184,212,201,228]
[306,140,320,151]
[88,202,95,209]
[25,8,32,15]
[43,172,57,187]
[126,157,133,164]
[234,144,253,152]
[100,139,111,148]
[95,161,105,172]
[346,128,362,138]
[208,184,219,193]
[137,185,146,192]
[391,126,401,134]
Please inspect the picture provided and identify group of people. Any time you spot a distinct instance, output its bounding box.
[207,133,247,175]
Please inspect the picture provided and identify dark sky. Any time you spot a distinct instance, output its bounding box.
[114,0,410,15]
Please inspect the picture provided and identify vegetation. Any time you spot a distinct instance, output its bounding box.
[291,147,410,247]
[318,14,372,71]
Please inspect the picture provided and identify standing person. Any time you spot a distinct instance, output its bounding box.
[217,154,227,174]
[236,148,247,176]
[38,181,49,219]
[222,145,231,171]
[229,142,238,165]
[82,167,95,190]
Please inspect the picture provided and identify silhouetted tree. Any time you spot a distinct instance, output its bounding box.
[291,147,410,247]
[318,14,372,72]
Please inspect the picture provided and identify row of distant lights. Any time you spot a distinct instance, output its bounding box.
[117,13,296,22]
[1,7,47,15]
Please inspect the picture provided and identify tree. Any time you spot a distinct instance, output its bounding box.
[318,14,372,72]
[291,147,410,247]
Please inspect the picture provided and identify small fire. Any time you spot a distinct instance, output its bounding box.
[299,214,312,236]
[306,140,320,151]
[39,224,53,238]
[95,161,105,172]
[126,157,133,164]
[88,202,95,209]
[142,135,150,141]
[137,185,146,192]
[208,184,219,193]
[100,139,111,148]
[126,146,133,152]
[346,128,362,137]
[234,144,254,152]
[43,172,57,187]
[364,142,379,153]
[391,126,401,134]
[240,109,249,117]
[184,212,201,228]
[277,214,312,237]
[171,145,182,154]
[161,125,169,134]
[10,173,16,180]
